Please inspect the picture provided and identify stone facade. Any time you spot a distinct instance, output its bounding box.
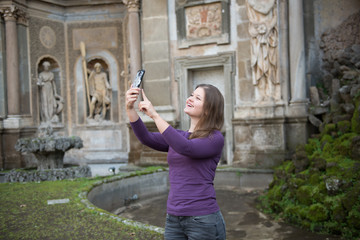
[0,0,359,170]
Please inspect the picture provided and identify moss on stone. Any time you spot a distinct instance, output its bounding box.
[347,205,360,230]
[342,182,360,212]
[296,185,313,206]
[337,120,351,134]
[261,92,360,239]
[322,123,337,136]
[333,133,357,156]
[305,138,321,156]
[267,183,283,202]
[307,203,329,222]
[320,134,334,146]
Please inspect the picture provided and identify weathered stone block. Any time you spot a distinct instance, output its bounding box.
[309,86,320,106]
[143,80,171,107]
[238,79,254,101]
[143,19,168,42]
[237,40,251,59]
[143,42,169,62]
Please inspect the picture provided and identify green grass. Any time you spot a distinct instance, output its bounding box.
[0,173,163,240]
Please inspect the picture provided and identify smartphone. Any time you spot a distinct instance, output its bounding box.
[132,70,145,88]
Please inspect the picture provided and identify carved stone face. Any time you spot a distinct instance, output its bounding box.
[94,63,101,73]
[42,61,50,71]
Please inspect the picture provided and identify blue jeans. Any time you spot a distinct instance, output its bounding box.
[164,211,226,240]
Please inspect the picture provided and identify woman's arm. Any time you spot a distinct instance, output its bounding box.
[126,88,168,152]
[138,89,224,158]
[130,118,169,152]
[162,126,224,159]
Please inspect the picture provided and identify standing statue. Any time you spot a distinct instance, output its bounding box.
[37,61,63,123]
[246,0,280,102]
[87,62,112,120]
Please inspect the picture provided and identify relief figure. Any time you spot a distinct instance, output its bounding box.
[246,0,280,102]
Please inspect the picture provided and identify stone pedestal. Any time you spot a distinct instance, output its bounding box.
[233,101,309,168]
[34,151,64,170]
[233,116,286,168]
[65,126,128,165]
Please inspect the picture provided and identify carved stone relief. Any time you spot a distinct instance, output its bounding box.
[176,0,230,48]
[39,26,56,49]
[185,2,222,39]
[246,0,280,102]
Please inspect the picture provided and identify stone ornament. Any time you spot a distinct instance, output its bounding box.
[37,61,64,123]
[176,0,230,48]
[39,26,56,49]
[246,0,280,102]
[0,5,19,21]
[87,62,112,121]
[185,2,222,39]
[122,0,140,12]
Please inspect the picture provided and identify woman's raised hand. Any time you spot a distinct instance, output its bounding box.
[139,89,158,119]
[125,87,140,110]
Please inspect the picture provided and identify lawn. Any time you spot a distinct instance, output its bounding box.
[0,173,163,240]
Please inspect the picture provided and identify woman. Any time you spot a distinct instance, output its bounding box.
[126,84,226,240]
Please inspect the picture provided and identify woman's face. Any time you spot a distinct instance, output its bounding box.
[184,87,205,119]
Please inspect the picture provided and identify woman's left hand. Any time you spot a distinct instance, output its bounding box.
[139,89,158,119]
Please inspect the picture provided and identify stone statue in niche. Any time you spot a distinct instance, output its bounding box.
[246,0,280,102]
[87,62,112,121]
[37,61,64,123]
[185,2,222,39]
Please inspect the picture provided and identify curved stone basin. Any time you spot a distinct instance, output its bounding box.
[87,171,169,213]
[86,168,341,240]
[87,168,272,213]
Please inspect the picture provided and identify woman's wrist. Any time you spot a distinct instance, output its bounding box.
[151,112,160,120]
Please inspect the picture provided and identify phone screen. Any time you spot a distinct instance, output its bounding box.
[133,70,145,88]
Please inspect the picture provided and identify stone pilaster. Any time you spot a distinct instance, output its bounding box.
[0,6,20,116]
[289,0,307,104]
[122,0,141,81]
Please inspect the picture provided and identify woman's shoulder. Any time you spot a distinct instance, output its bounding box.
[209,130,224,141]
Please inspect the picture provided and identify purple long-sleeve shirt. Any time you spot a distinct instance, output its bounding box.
[130,118,224,216]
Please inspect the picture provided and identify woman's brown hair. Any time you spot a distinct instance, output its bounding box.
[189,84,224,139]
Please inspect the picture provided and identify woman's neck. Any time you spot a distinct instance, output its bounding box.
[188,118,199,133]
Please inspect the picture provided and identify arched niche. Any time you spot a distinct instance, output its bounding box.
[36,56,63,123]
[75,50,119,125]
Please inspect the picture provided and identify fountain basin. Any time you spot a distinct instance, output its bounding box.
[86,168,273,218]
[15,136,83,170]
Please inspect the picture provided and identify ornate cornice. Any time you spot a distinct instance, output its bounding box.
[122,0,140,12]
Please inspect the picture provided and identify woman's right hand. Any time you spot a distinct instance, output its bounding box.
[126,87,141,110]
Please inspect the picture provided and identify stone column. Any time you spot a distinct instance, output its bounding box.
[289,0,306,103]
[123,0,141,81]
[1,6,20,116]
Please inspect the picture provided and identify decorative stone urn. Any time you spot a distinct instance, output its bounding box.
[15,123,83,170]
